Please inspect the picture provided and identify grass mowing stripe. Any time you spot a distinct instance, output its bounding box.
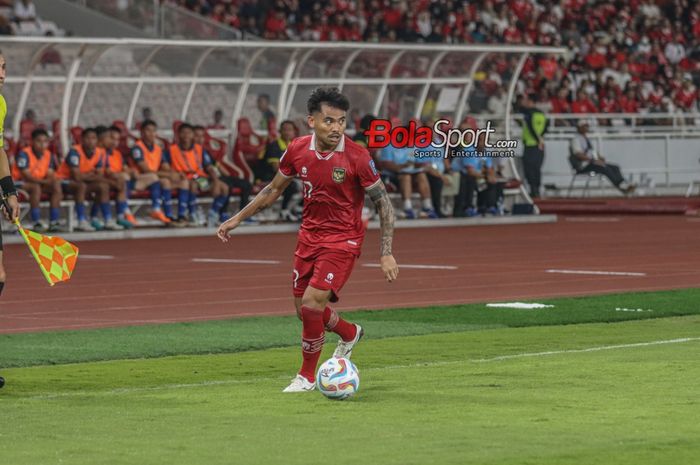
[2,287,700,368]
[25,335,700,400]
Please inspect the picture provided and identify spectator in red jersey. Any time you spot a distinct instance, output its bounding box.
[265,10,288,39]
[619,87,640,114]
[550,87,572,118]
[674,80,698,112]
[571,89,597,114]
[225,3,241,29]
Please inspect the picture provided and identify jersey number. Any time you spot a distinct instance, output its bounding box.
[302,181,313,199]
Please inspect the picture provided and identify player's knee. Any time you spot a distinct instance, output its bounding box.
[301,288,329,310]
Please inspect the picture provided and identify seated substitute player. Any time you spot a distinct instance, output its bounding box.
[98,125,134,229]
[167,123,229,226]
[129,119,174,224]
[262,120,301,221]
[380,138,438,219]
[413,124,452,218]
[57,127,121,231]
[217,87,399,392]
[13,128,63,231]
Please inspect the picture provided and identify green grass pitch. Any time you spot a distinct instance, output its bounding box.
[1,289,699,464]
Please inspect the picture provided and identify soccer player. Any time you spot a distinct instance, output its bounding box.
[129,119,174,224]
[217,87,399,392]
[98,125,134,229]
[57,127,122,231]
[168,123,228,226]
[192,125,233,227]
[0,49,21,300]
[13,128,63,231]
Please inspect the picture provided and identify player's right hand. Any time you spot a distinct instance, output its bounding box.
[217,217,241,243]
[380,255,399,283]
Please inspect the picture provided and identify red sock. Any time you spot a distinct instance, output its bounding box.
[323,306,357,342]
[299,306,325,382]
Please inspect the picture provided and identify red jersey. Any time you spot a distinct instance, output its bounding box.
[279,134,381,255]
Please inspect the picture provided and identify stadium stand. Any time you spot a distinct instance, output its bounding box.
[176,0,700,117]
[0,0,64,36]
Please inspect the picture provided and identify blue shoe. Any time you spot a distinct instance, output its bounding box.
[486,207,500,216]
[465,207,479,217]
[116,218,134,229]
[90,218,105,231]
[404,209,416,219]
[422,208,439,219]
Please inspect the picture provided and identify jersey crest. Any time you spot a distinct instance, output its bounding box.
[332,167,346,183]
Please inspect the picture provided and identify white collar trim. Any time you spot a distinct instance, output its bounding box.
[309,133,345,153]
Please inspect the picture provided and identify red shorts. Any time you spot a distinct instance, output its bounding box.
[292,243,358,303]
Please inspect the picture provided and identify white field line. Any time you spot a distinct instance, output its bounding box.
[565,217,621,223]
[545,269,647,277]
[79,255,115,260]
[363,263,458,270]
[192,258,281,265]
[25,337,700,400]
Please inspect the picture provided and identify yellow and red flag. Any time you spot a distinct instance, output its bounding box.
[16,220,79,286]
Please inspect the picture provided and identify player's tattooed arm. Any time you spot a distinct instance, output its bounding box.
[217,172,292,242]
[367,181,394,255]
[366,180,399,281]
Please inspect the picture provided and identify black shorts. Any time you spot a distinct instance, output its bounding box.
[0,222,4,251]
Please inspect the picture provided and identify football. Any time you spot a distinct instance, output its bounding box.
[316,357,360,400]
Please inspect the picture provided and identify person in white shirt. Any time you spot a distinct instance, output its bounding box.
[569,120,635,195]
[13,0,37,23]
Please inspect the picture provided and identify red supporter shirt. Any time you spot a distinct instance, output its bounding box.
[279,134,381,256]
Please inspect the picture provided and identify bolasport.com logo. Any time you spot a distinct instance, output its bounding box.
[363,119,518,158]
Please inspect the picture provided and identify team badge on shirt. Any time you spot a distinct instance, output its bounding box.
[332,167,346,183]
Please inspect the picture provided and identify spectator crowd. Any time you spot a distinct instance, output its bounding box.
[168,0,700,116]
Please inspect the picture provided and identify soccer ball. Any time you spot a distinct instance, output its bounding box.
[316,357,360,400]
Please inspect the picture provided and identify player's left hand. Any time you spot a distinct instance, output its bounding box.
[380,255,399,283]
[217,216,241,243]
[1,195,19,223]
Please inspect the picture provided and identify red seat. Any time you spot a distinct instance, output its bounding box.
[19,119,36,146]
[172,120,184,145]
[112,120,134,156]
[203,130,227,162]
[231,118,267,183]
[70,126,83,144]
[49,120,62,158]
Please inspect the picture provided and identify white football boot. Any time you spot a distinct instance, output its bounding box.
[333,324,364,359]
[282,374,316,393]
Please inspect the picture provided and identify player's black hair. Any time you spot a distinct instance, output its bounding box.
[307,87,350,114]
[141,119,157,130]
[257,93,270,102]
[31,128,49,139]
[192,125,205,131]
[109,125,121,134]
[178,123,194,133]
[95,125,109,137]
[82,127,97,137]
